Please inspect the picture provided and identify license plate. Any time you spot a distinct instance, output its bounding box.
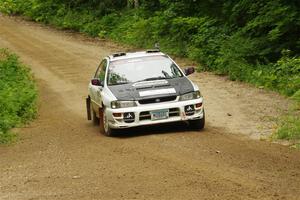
[151,109,169,120]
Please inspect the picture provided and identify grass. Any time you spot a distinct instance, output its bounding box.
[0,48,37,144]
[273,91,300,147]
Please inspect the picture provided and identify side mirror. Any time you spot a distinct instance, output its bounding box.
[184,67,195,76]
[91,78,103,86]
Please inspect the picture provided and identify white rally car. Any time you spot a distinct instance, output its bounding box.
[86,50,205,136]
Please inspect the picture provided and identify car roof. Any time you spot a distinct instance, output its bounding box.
[108,50,166,62]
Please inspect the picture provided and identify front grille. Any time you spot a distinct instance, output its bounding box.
[139,108,180,121]
[169,108,180,117]
[138,96,177,104]
[139,111,151,121]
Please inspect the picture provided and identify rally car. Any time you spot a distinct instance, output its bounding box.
[86,50,205,136]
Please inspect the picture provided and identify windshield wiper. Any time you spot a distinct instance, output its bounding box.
[135,76,170,83]
[162,70,172,78]
[109,82,130,86]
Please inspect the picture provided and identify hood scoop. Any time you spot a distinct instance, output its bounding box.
[133,80,170,90]
[135,85,153,90]
[154,83,170,88]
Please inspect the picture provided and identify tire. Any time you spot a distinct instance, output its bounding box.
[92,106,99,125]
[99,107,114,136]
[189,110,205,130]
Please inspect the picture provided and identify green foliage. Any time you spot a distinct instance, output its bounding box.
[276,114,300,141]
[246,54,300,96]
[273,89,300,146]
[0,49,37,144]
[188,18,225,71]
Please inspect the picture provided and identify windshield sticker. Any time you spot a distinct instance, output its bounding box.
[133,80,168,87]
[139,88,176,97]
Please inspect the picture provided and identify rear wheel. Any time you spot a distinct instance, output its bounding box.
[99,107,114,136]
[189,110,205,130]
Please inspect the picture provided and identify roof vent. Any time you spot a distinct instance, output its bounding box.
[146,43,160,53]
[146,49,160,53]
[112,52,126,57]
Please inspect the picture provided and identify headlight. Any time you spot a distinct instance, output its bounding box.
[179,91,201,101]
[111,101,137,109]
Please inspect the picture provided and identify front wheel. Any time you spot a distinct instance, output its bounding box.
[99,107,114,136]
[92,106,99,125]
[189,111,205,130]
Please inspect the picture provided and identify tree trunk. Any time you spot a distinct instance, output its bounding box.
[134,0,139,8]
[127,0,139,8]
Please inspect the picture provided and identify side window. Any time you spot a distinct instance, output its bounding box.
[94,59,107,81]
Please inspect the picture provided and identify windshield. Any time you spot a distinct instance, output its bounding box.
[107,55,183,85]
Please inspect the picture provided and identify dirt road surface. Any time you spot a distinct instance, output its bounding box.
[1,15,300,200]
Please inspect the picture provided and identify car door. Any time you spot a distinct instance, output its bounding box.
[89,59,107,112]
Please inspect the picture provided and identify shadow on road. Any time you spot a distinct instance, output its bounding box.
[113,122,196,138]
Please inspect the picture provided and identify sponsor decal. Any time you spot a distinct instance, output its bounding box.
[124,113,134,119]
[139,88,176,97]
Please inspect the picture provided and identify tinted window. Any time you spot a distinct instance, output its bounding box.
[107,56,183,85]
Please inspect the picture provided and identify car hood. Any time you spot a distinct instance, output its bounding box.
[108,77,194,101]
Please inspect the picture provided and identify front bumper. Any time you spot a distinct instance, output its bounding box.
[106,98,204,129]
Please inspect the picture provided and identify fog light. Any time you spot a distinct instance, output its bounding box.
[124,112,135,123]
[184,105,195,116]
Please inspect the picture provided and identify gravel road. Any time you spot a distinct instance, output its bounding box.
[0,15,300,200]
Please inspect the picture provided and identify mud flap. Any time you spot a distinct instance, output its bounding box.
[86,97,91,120]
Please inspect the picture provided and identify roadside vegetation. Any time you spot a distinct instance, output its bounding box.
[275,91,300,147]
[0,48,37,144]
[0,0,299,144]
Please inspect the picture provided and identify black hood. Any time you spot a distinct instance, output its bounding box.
[108,77,194,101]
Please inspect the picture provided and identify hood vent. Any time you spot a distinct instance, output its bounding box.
[154,84,170,88]
[135,86,153,90]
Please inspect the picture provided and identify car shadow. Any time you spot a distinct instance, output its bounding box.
[114,122,192,138]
